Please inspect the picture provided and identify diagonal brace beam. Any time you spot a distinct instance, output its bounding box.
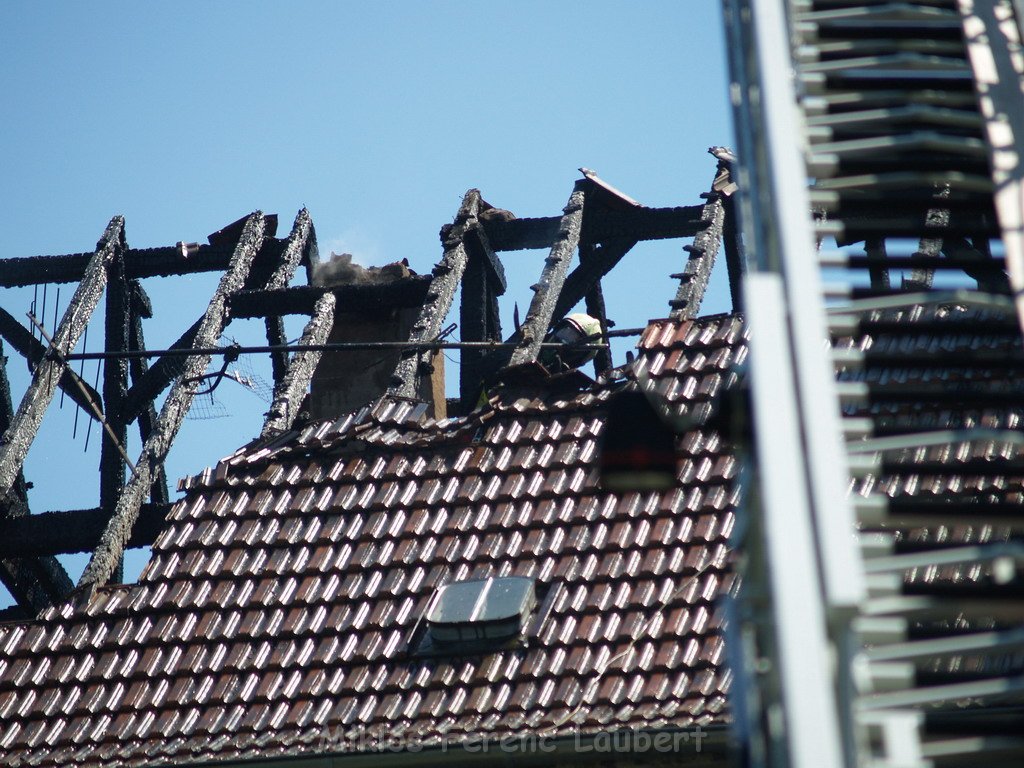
[121,317,201,424]
[551,237,637,323]
[0,305,103,421]
[0,217,121,500]
[78,213,266,591]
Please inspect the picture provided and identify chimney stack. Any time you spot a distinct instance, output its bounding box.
[308,254,445,421]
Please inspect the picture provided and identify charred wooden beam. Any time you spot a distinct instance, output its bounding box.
[100,231,131,583]
[124,281,435,423]
[669,192,725,319]
[263,209,317,384]
[482,204,704,251]
[577,244,612,375]
[0,218,118,501]
[865,238,891,292]
[460,223,504,410]
[0,340,73,610]
[0,305,102,420]
[551,238,637,323]
[0,239,289,288]
[903,187,951,290]
[722,195,745,313]
[260,292,336,438]
[0,503,171,558]
[128,281,168,507]
[228,278,432,318]
[466,223,507,294]
[508,183,587,367]
[78,213,265,591]
[945,236,1011,292]
[389,190,481,400]
[121,318,201,424]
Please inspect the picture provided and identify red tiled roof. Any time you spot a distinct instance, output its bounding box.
[0,313,747,768]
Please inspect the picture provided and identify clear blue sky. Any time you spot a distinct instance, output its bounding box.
[0,2,732,599]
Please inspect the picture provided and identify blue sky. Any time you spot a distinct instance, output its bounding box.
[0,2,732,598]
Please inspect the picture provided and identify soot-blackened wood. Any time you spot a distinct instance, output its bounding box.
[100,230,130,583]
[263,209,316,385]
[722,195,745,312]
[78,213,265,591]
[0,306,102,420]
[389,190,481,400]
[128,281,168,506]
[946,235,1011,292]
[0,503,171,558]
[577,244,612,375]
[865,239,891,291]
[0,340,73,610]
[508,184,587,368]
[551,238,637,324]
[229,278,431,319]
[904,188,951,290]
[482,204,705,252]
[669,193,725,319]
[460,224,503,410]
[261,292,336,438]
[0,239,286,288]
[0,218,119,501]
[121,318,201,424]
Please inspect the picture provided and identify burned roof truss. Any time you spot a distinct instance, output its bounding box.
[0,163,740,615]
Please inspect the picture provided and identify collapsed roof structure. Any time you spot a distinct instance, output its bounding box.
[0,161,743,766]
[4,1,1024,767]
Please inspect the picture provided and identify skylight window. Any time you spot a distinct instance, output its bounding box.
[427,576,536,644]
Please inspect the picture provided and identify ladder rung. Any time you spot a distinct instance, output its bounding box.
[865,627,1024,663]
[820,254,1007,271]
[854,615,908,645]
[858,675,1024,711]
[865,661,917,692]
[863,594,1024,622]
[864,542,1024,575]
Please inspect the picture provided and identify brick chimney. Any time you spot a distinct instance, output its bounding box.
[308,254,445,420]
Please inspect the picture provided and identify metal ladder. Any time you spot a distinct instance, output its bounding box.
[724,1,1024,766]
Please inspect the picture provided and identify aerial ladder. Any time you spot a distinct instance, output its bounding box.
[724,1,1024,766]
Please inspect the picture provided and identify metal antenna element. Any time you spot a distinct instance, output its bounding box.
[26,313,136,473]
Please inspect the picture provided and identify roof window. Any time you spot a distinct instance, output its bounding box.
[427,576,536,644]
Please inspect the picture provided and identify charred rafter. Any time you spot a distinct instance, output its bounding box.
[0,305,102,420]
[669,190,725,319]
[508,183,587,368]
[78,213,265,591]
[261,292,336,438]
[0,218,120,501]
[261,209,317,384]
[389,190,481,400]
